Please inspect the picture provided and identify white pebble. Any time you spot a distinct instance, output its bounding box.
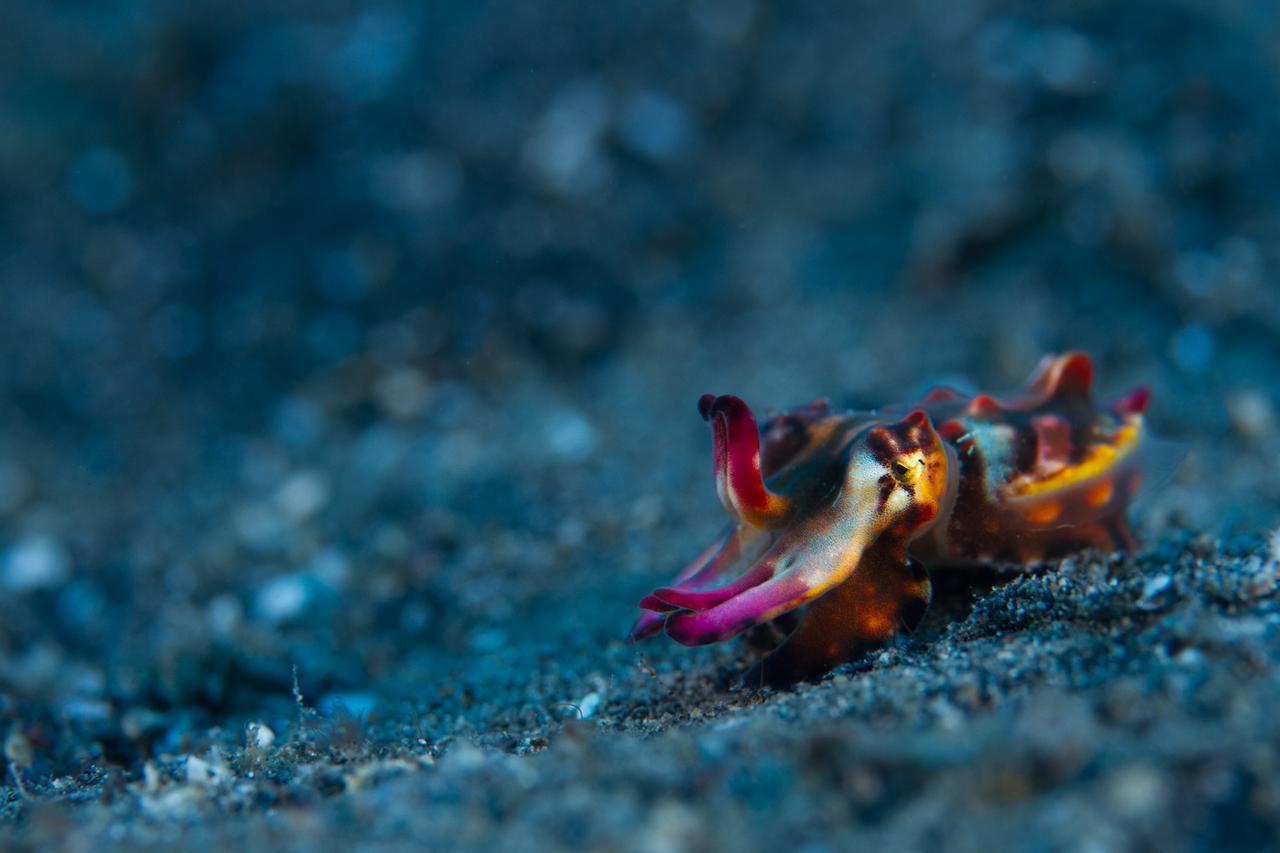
[186,748,230,786]
[248,722,275,751]
[185,754,211,785]
[255,574,309,623]
[1228,390,1275,441]
[523,80,612,197]
[206,594,243,638]
[544,409,597,460]
[1137,574,1173,610]
[575,691,602,720]
[374,367,431,420]
[618,90,695,163]
[2,536,70,591]
[276,471,330,520]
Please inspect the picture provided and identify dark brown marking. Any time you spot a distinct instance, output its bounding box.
[864,427,897,462]
[875,475,894,514]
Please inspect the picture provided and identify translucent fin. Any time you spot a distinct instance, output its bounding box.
[1128,432,1190,517]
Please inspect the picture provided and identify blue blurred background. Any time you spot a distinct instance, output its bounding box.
[1,0,1278,727]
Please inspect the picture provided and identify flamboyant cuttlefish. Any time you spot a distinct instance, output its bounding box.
[629,352,1152,685]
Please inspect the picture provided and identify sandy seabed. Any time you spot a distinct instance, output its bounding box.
[3,1,1280,849]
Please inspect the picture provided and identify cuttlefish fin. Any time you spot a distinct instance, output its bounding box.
[745,541,932,687]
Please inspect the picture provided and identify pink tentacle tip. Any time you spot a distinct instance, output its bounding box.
[1114,387,1151,415]
[627,611,665,643]
[664,611,737,646]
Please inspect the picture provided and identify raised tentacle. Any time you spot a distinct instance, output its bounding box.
[1020,351,1094,406]
[699,394,796,528]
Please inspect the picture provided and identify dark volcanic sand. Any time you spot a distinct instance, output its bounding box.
[2,1,1280,850]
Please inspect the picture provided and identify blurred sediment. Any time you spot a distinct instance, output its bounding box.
[1,1,1279,849]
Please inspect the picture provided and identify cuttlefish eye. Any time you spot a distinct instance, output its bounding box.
[890,451,926,486]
